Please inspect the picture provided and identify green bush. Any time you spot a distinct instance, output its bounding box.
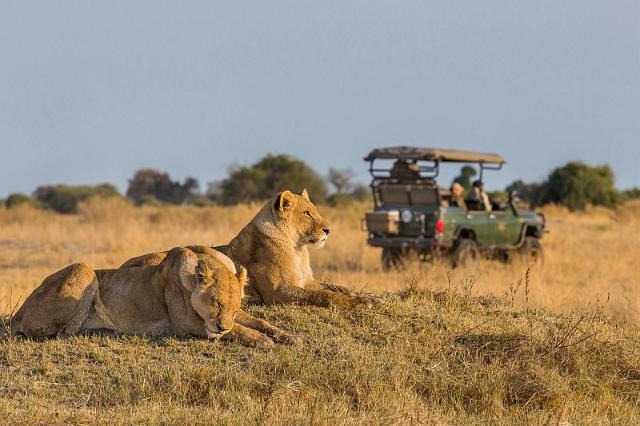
[505,180,543,206]
[127,169,199,205]
[219,154,327,204]
[622,187,640,201]
[33,184,120,214]
[137,194,163,207]
[537,162,619,211]
[5,193,34,209]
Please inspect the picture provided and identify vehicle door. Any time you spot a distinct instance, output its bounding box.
[489,210,521,245]
[462,210,493,245]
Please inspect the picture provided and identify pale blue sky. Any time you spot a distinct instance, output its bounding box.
[1,1,639,197]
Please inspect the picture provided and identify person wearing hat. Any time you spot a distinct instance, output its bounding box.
[472,180,492,211]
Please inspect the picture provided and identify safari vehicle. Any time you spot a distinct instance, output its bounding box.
[363,147,545,270]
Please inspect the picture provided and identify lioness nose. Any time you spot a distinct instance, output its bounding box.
[323,227,331,235]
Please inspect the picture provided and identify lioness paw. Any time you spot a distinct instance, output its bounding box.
[321,282,354,295]
[253,334,276,349]
[272,332,303,346]
[356,294,382,308]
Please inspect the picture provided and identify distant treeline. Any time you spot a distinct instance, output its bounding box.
[2,154,369,214]
[494,162,638,211]
[3,154,639,214]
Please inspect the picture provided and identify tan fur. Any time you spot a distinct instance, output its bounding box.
[12,246,299,347]
[215,190,379,309]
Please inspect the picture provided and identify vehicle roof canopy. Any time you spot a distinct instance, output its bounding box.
[364,146,505,164]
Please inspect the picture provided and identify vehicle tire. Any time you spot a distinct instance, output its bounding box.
[452,239,481,269]
[519,237,544,270]
[381,248,405,272]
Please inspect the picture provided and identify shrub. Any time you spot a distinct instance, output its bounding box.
[537,162,619,211]
[127,169,199,205]
[622,187,640,201]
[33,183,121,214]
[505,180,543,206]
[5,193,34,209]
[219,154,327,204]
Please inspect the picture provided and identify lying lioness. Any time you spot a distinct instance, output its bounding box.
[124,190,380,309]
[12,246,299,347]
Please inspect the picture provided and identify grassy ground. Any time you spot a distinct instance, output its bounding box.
[1,288,639,424]
[0,199,639,423]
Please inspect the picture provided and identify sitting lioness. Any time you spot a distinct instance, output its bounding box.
[12,246,299,347]
[124,190,379,309]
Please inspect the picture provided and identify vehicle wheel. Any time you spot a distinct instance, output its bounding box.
[452,239,481,269]
[381,248,405,272]
[519,237,544,270]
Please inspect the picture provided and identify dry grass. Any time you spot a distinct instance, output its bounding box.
[1,198,639,424]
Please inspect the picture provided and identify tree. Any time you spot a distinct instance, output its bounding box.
[505,179,542,206]
[328,168,355,194]
[622,187,640,201]
[350,184,371,201]
[538,162,619,211]
[453,166,477,192]
[219,154,327,204]
[126,169,199,205]
[5,193,34,209]
[33,184,120,214]
[183,177,199,194]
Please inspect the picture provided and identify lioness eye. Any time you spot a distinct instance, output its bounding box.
[304,211,312,218]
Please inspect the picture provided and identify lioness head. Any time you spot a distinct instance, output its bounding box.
[272,189,332,248]
[189,258,247,338]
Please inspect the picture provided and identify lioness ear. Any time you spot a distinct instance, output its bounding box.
[274,190,296,212]
[196,260,215,287]
[236,266,248,298]
[300,188,310,201]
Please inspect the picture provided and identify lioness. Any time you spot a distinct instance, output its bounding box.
[218,189,379,308]
[12,246,299,347]
[124,190,378,309]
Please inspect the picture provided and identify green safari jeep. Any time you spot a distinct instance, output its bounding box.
[363,147,545,270]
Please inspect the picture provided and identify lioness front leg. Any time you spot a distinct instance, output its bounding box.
[306,280,354,295]
[251,268,379,309]
[271,284,378,309]
[235,310,302,345]
[220,323,275,348]
[316,282,381,306]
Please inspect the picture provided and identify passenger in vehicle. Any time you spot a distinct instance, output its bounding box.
[471,180,492,211]
[450,182,467,209]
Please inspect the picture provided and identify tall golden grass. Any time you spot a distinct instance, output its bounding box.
[1,197,639,322]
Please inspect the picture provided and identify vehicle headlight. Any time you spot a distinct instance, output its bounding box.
[400,209,413,223]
